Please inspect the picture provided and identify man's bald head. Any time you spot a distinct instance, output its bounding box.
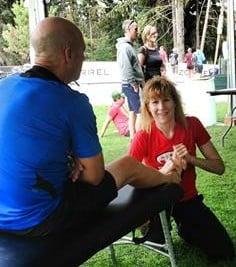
[31,17,83,59]
[31,17,85,83]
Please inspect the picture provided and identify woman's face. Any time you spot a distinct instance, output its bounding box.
[148,27,158,42]
[148,95,175,125]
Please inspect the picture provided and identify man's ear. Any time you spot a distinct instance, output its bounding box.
[64,46,72,63]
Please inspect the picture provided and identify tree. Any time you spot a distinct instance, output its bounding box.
[185,0,222,61]
[0,0,15,64]
[172,0,185,62]
[2,0,29,64]
[0,0,225,64]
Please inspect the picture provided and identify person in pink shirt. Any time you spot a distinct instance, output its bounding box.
[159,45,168,65]
[184,47,194,78]
[100,91,129,137]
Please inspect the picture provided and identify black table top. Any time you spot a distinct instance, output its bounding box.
[207,88,236,96]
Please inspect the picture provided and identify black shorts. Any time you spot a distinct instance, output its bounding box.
[15,171,118,237]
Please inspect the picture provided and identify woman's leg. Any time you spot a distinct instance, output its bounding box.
[172,195,235,261]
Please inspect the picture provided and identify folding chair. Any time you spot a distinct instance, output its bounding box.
[109,209,177,267]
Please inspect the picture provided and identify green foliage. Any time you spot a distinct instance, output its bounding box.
[0,0,225,63]
[0,0,14,65]
[2,0,29,65]
[81,103,236,267]
[85,35,116,61]
[0,0,14,25]
[48,0,78,22]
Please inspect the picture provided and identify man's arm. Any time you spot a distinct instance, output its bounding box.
[71,153,105,185]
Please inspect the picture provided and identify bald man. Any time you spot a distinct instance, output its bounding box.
[0,17,181,237]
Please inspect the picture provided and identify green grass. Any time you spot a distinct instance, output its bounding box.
[216,101,228,123]
[81,103,236,267]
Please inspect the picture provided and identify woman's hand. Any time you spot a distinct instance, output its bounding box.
[159,159,176,175]
[159,155,185,176]
[159,158,182,184]
[173,143,192,165]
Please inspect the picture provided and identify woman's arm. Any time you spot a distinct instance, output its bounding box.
[173,141,225,175]
[138,52,146,66]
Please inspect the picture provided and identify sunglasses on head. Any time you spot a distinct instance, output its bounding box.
[128,20,134,28]
[150,31,157,36]
[128,20,138,31]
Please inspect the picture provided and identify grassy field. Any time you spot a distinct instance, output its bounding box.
[82,102,236,267]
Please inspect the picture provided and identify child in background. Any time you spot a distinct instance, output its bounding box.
[100,91,129,138]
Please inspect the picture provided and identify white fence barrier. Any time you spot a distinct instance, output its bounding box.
[1,62,218,126]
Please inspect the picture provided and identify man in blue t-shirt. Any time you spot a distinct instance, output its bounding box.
[0,17,181,236]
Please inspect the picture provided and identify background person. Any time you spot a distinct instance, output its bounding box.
[169,48,178,75]
[159,45,168,65]
[116,19,144,139]
[129,76,235,261]
[100,91,129,138]
[194,47,206,74]
[0,17,181,237]
[184,47,194,78]
[138,25,164,81]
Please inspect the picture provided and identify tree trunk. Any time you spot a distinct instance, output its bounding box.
[200,0,211,52]
[175,0,185,62]
[172,0,177,49]
[196,0,200,48]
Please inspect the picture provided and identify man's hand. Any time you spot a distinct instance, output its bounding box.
[131,83,139,93]
[165,171,181,184]
[70,160,84,182]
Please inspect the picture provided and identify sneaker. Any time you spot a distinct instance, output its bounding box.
[133,219,165,245]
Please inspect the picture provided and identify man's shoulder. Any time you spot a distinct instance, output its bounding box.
[66,89,90,108]
[116,37,132,49]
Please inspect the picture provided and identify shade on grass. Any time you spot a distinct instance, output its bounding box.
[82,104,236,267]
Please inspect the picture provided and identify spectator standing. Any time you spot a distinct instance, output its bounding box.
[116,19,144,139]
[100,91,129,138]
[194,47,206,74]
[169,48,178,74]
[138,25,164,81]
[184,47,194,78]
[159,45,168,65]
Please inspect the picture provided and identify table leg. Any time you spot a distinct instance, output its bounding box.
[222,106,236,147]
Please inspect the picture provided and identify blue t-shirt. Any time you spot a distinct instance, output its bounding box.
[0,73,102,231]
